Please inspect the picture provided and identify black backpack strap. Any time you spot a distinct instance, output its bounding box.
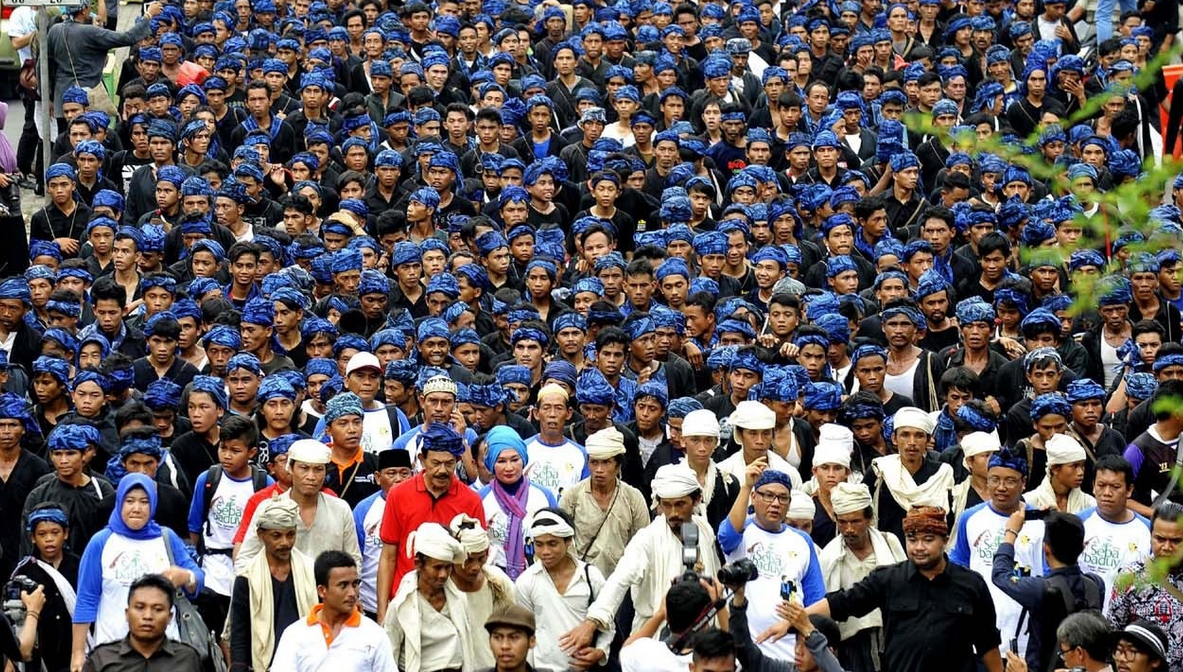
[251,467,269,492]
[585,562,595,609]
[201,465,224,541]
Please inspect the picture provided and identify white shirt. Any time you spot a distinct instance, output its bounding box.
[516,559,614,671]
[194,471,257,596]
[418,594,464,671]
[523,434,588,497]
[354,492,386,613]
[719,517,826,663]
[950,503,1046,659]
[360,406,395,454]
[1078,507,1152,609]
[620,637,692,672]
[271,609,397,672]
[717,450,804,490]
[884,359,919,399]
[95,535,180,645]
[8,7,35,62]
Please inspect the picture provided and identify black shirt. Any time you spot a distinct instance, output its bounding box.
[15,553,80,672]
[828,557,1001,672]
[229,573,301,672]
[0,451,52,578]
[324,451,381,509]
[171,431,220,491]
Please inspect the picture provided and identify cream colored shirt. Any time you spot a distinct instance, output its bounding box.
[559,478,651,578]
[235,492,363,572]
[418,594,464,672]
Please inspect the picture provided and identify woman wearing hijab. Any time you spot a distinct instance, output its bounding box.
[476,426,557,580]
[69,473,203,672]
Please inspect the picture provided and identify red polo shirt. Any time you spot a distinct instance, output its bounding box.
[379,474,485,594]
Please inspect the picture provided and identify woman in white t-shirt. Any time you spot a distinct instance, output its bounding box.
[70,473,204,671]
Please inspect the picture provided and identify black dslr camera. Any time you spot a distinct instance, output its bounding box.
[717,558,759,586]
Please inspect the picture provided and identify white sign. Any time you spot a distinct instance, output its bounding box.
[4,0,73,6]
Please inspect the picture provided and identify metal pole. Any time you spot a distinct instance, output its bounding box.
[36,6,50,185]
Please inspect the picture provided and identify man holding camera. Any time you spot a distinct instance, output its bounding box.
[619,576,726,672]
[719,464,825,663]
[990,508,1104,672]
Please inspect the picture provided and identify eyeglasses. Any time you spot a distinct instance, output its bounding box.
[754,491,789,504]
[987,476,1022,487]
[1113,643,1148,660]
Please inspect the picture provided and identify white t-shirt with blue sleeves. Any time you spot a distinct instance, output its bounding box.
[1078,506,1151,608]
[950,502,1046,660]
[187,469,272,596]
[718,515,826,664]
[353,490,386,614]
[522,434,588,498]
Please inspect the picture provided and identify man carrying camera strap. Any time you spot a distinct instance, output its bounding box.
[718,463,827,664]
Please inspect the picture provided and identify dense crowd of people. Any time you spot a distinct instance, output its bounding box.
[0,0,1180,668]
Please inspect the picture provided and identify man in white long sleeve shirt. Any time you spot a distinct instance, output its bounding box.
[515,508,613,670]
[717,401,803,489]
[559,463,721,655]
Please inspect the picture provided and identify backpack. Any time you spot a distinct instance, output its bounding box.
[200,465,269,541]
[1025,573,1104,672]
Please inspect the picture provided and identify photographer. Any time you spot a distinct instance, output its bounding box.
[12,503,80,672]
[619,575,725,672]
[991,508,1104,672]
[729,581,846,672]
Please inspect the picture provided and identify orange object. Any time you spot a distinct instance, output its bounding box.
[1162,63,1183,159]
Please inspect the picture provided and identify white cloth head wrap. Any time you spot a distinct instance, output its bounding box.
[682,409,721,438]
[813,424,853,469]
[1046,433,1087,466]
[586,426,626,460]
[830,482,874,516]
[788,490,816,519]
[528,509,575,539]
[407,522,465,563]
[731,400,776,430]
[893,406,935,435]
[652,464,702,499]
[961,431,1001,458]
[449,513,489,554]
[288,439,331,465]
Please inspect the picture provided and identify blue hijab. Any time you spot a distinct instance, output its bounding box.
[108,473,162,541]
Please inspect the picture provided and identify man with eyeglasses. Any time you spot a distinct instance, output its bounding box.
[1110,621,1170,672]
[718,465,825,662]
[950,448,1045,669]
[1050,612,1115,672]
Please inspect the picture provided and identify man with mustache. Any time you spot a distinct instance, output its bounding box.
[817,482,906,672]
[787,506,1003,672]
[719,465,826,662]
[228,497,318,672]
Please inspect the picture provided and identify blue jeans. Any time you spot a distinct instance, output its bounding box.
[1096,0,1137,42]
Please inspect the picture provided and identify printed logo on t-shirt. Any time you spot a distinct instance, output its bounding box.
[210,494,245,529]
[109,551,157,585]
[1081,536,1125,575]
[745,540,789,578]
